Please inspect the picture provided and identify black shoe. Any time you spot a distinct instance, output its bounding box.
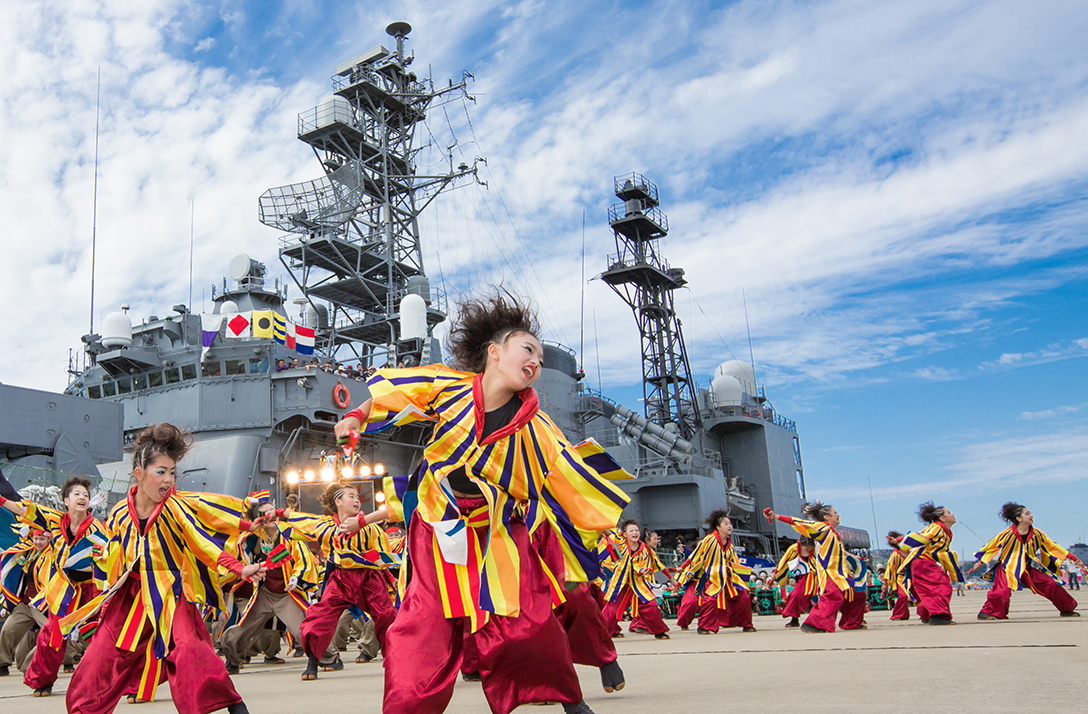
[355,652,373,664]
[654,632,670,640]
[599,659,625,693]
[225,662,240,675]
[800,623,826,633]
[63,664,75,673]
[302,657,319,681]
[227,702,250,714]
[462,671,482,682]
[696,628,715,635]
[929,617,956,626]
[919,618,929,624]
[977,613,998,620]
[322,654,344,672]
[629,626,649,634]
[562,701,596,714]
[243,656,251,664]
[0,664,7,676]
[263,656,286,664]
[292,648,305,658]
[785,618,800,628]
[1060,611,1081,617]
[33,686,52,697]
[743,626,758,633]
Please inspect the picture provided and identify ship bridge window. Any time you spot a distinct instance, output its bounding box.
[117,377,132,394]
[149,371,164,388]
[87,385,101,399]
[250,356,269,373]
[133,374,148,390]
[102,381,117,397]
[202,361,221,378]
[181,364,197,381]
[165,367,181,384]
[225,359,246,376]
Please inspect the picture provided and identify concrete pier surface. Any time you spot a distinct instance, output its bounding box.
[1,590,1083,713]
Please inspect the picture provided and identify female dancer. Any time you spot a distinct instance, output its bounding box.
[882,531,911,621]
[764,503,850,633]
[773,536,817,628]
[0,527,52,677]
[0,475,103,697]
[894,502,963,626]
[60,424,261,714]
[674,510,755,634]
[603,518,677,639]
[629,528,661,634]
[970,502,1081,619]
[335,291,627,714]
[280,480,397,681]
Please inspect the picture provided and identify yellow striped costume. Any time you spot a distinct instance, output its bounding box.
[773,543,819,597]
[673,532,750,605]
[780,517,850,591]
[897,522,964,595]
[0,536,52,610]
[281,512,398,570]
[884,548,907,589]
[358,365,629,630]
[973,526,1068,592]
[61,486,248,699]
[602,538,668,610]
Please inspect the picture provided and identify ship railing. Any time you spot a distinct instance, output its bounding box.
[604,251,671,274]
[613,172,659,203]
[703,403,797,434]
[331,67,431,102]
[607,203,668,233]
[211,276,288,302]
[326,284,449,331]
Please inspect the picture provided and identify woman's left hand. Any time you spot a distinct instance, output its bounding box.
[241,563,268,582]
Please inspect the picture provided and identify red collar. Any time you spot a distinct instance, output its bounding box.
[937,521,954,539]
[714,531,731,549]
[471,373,539,446]
[1015,525,1033,541]
[127,484,174,534]
[59,512,94,544]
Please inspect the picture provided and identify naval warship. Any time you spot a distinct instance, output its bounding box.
[57,22,863,558]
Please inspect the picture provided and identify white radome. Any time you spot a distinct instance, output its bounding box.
[100,310,133,349]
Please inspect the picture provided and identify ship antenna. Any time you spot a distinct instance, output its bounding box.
[593,308,603,393]
[189,199,195,312]
[742,289,758,400]
[579,209,586,371]
[89,66,101,334]
[867,474,880,549]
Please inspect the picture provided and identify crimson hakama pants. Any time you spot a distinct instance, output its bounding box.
[890,586,911,620]
[909,557,952,621]
[603,587,669,636]
[382,515,582,714]
[24,581,96,690]
[66,578,241,714]
[838,591,867,630]
[803,580,845,632]
[979,564,1078,619]
[781,575,814,619]
[675,583,699,628]
[300,566,396,660]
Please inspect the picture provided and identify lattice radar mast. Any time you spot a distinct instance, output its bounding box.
[601,173,701,438]
[260,22,485,367]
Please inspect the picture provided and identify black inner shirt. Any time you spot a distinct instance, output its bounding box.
[446,393,522,496]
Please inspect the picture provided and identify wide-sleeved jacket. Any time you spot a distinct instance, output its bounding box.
[773,543,819,597]
[974,525,1069,592]
[281,511,398,571]
[348,365,629,628]
[897,521,964,594]
[17,503,107,622]
[602,537,668,608]
[777,517,850,591]
[0,536,52,611]
[673,532,750,603]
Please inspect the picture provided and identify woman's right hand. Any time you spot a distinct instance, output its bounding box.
[334,415,362,440]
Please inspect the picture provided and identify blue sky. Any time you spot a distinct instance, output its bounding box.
[1,0,1086,551]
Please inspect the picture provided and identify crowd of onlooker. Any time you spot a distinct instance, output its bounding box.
[271,356,422,381]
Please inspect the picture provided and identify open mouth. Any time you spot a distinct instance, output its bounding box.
[157,486,171,499]
[522,366,535,380]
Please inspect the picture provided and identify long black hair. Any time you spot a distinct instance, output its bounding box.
[446,289,540,373]
[1000,502,1026,524]
[917,501,947,524]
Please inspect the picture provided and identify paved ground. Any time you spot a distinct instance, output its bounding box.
[1,590,1084,713]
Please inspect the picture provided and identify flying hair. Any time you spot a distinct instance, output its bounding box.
[445,288,540,373]
[705,509,730,530]
[133,423,192,471]
[800,501,834,522]
[320,481,356,511]
[917,501,946,524]
[61,476,92,501]
[1000,502,1026,524]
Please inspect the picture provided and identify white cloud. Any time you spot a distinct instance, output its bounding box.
[193,37,215,52]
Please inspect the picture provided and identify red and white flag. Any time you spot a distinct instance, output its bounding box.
[285,321,296,350]
[296,325,315,355]
[226,312,252,338]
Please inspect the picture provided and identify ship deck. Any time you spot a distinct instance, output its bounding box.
[2,590,1082,713]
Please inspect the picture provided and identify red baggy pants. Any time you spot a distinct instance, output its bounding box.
[675,583,699,628]
[890,586,911,620]
[980,564,1078,619]
[910,557,952,621]
[803,580,845,632]
[66,578,241,714]
[781,574,814,619]
[382,516,581,714]
[556,583,617,666]
[24,581,96,690]
[603,588,669,636]
[838,591,867,630]
[300,566,396,660]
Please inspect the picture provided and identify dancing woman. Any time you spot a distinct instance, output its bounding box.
[970,503,1081,620]
[0,475,104,696]
[673,510,755,634]
[280,480,397,681]
[882,532,911,621]
[773,536,817,628]
[335,291,628,714]
[894,502,963,626]
[602,518,677,639]
[0,526,53,678]
[764,503,850,633]
[60,424,262,714]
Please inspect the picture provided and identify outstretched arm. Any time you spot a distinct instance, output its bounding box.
[0,469,26,517]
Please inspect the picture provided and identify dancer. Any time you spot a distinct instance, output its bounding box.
[628,528,662,634]
[674,510,755,634]
[894,502,963,626]
[882,532,911,621]
[603,518,677,639]
[280,480,397,681]
[970,502,1081,620]
[60,424,260,714]
[838,551,869,630]
[0,526,52,677]
[773,536,817,628]
[219,492,339,674]
[335,291,628,714]
[0,475,104,696]
[764,503,850,633]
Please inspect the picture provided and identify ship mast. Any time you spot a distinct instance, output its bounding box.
[601,173,701,439]
[260,22,482,366]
